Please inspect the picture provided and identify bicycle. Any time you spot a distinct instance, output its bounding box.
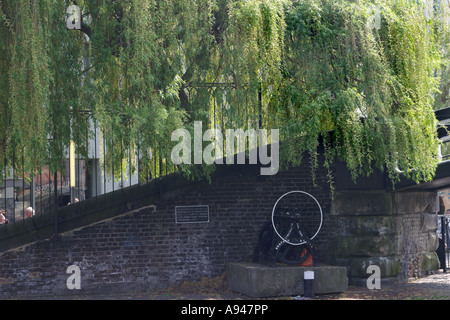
[254,191,323,266]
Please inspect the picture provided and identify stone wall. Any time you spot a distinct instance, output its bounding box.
[331,190,440,285]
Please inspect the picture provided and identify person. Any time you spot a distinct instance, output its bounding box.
[439,196,446,215]
[25,207,35,218]
[444,211,450,248]
[437,209,450,269]
[67,198,79,205]
[0,210,8,225]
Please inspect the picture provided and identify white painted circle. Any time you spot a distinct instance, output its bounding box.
[271,191,323,246]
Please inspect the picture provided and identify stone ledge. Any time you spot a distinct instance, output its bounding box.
[330,191,393,216]
[421,251,440,272]
[226,262,348,298]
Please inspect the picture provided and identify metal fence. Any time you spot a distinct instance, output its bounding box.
[440,138,450,161]
[0,83,263,231]
[0,119,179,229]
[438,215,450,272]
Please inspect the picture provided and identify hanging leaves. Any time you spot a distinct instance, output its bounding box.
[0,0,448,188]
[276,0,448,187]
[0,0,85,176]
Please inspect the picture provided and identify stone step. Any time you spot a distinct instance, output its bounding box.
[226,262,348,298]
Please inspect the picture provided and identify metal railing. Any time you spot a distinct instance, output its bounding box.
[0,83,262,233]
[0,125,161,229]
[438,215,450,272]
[439,137,450,161]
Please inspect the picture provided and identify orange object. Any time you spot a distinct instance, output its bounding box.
[300,248,313,267]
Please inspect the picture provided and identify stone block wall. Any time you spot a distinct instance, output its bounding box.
[331,190,440,285]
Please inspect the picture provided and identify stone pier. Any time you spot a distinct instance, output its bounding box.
[331,190,440,285]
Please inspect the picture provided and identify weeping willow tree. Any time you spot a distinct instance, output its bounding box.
[0,0,448,188]
[276,0,450,187]
[435,0,450,111]
[0,0,86,179]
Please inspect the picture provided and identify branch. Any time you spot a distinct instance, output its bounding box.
[81,63,95,74]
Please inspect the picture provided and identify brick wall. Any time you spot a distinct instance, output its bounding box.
[0,157,440,298]
[0,161,335,298]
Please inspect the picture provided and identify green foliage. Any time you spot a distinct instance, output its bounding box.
[276,0,447,186]
[0,0,448,188]
[0,0,85,177]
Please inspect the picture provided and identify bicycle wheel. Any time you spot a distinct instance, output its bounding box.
[271,191,323,246]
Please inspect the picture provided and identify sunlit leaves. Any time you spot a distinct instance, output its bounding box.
[0,0,448,188]
[277,0,447,187]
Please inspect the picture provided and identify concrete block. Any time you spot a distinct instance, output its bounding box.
[226,262,348,298]
[394,192,438,214]
[421,251,440,272]
[334,235,399,258]
[337,216,400,237]
[347,256,400,278]
[424,232,439,252]
[421,213,438,232]
[330,191,393,216]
